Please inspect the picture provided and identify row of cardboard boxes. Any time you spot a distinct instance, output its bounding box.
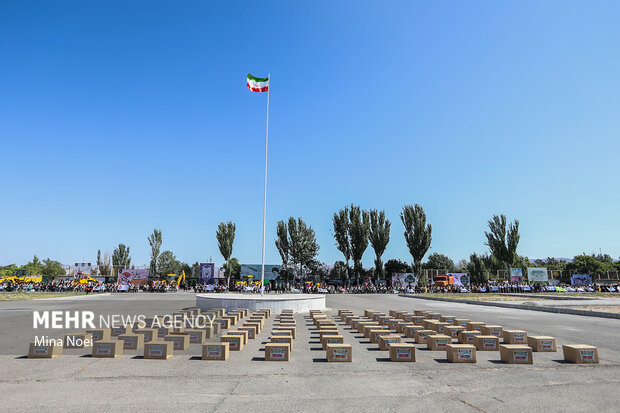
[306,310,352,362]
[27,307,275,359]
[333,308,598,364]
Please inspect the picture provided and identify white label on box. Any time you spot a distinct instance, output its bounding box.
[270,348,285,359]
[96,344,111,355]
[386,338,398,344]
[207,346,221,357]
[33,346,50,355]
[458,349,472,360]
[327,338,340,344]
[580,350,594,361]
[226,338,238,349]
[91,331,103,341]
[123,337,135,348]
[513,350,529,362]
[333,349,348,359]
[396,349,411,359]
[112,327,124,335]
[148,345,163,356]
[189,332,199,342]
[513,333,525,342]
[540,340,553,349]
[489,328,500,336]
[171,337,182,349]
[483,339,496,349]
[436,339,448,347]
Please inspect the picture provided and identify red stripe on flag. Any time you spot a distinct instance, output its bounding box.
[247,83,269,92]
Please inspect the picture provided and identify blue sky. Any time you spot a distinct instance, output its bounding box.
[1,1,619,268]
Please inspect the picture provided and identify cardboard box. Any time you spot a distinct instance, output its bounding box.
[185,329,208,344]
[479,325,503,337]
[389,343,415,362]
[388,319,402,330]
[144,341,173,359]
[271,329,293,338]
[119,333,144,350]
[321,335,344,350]
[378,316,395,326]
[86,329,111,342]
[404,325,423,338]
[165,334,190,350]
[227,330,249,345]
[172,326,185,334]
[134,328,158,343]
[453,319,470,328]
[223,315,237,326]
[432,322,451,334]
[92,340,123,358]
[317,320,336,329]
[318,329,339,339]
[265,343,290,361]
[277,326,296,339]
[369,328,392,344]
[28,342,62,358]
[474,335,500,351]
[111,326,131,336]
[216,318,231,330]
[364,309,378,317]
[458,330,482,344]
[414,329,435,344]
[426,335,452,351]
[378,334,402,350]
[423,319,439,330]
[503,330,528,344]
[199,325,216,339]
[440,315,455,323]
[237,326,256,339]
[466,322,486,331]
[500,344,533,364]
[562,344,599,364]
[411,316,426,326]
[360,322,380,336]
[528,336,557,352]
[446,344,477,363]
[326,344,352,362]
[245,322,262,334]
[156,326,173,338]
[271,335,293,350]
[221,334,243,351]
[338,309,351,316]
[371,313,386,321]
[426,312,441,320]
[258,309,271,317]
[445,326,465,339]
[396,322,414,333]
[202,342,229,360]
[63,332,93,349]
[414,310,428,316]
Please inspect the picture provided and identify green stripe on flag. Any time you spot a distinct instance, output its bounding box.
[247,74,268,82]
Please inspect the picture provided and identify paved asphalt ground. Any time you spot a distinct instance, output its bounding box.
[0,293,618,412]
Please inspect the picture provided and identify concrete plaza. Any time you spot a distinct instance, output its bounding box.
[0,293,618,412]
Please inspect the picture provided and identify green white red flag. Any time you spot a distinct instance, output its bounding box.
[247,74,269,92]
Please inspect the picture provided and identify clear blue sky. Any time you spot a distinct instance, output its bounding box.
[1,1,619,268]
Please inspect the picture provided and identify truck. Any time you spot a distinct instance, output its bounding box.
[433,274,455,287]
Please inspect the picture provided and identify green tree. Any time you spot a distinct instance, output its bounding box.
[329,260,349,281]
[96,250,102,275]
[485,214,520,275]
[384,259,413,278]
[401,204,432,286]
[423,253,455,271]
[99,252,112,276]
[41,259,65,277]
[566,254,614,277]
[349,205,370,284]
[275,220,290,281]
[332,206,352,282]
[157,250,181,275]
[216,221,236,287]
[287,217,320,278]
[225,258,241,278]
[112,244,131,277]
[467,253,488,284]
[20,255,43,275]
[368,209,391,281]
[148,229,163,276]
[0,264,18,277]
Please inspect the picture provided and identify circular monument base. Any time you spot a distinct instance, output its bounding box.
[196,293,325,313]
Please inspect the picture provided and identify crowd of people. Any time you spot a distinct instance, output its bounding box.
[1,279,618,294]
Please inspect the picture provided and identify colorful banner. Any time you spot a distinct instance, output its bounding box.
[240,264,281,282]
[527,267,548,282]
[199,263,215,284]
[73,262,92,278]
[117,269,149,285]
[448,273,470,286]
[570,274,592,286]
[510,268,523,283]
[392,273,417,288]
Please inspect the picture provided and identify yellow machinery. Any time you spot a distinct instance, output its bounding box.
[74,273,101,285]
[164,270,186,286]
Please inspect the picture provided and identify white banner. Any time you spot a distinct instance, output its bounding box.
[448,273,470,286]
[527,267,548,282]
[392,273,417,288]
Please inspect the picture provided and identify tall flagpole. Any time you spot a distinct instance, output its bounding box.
[260,74,270,296]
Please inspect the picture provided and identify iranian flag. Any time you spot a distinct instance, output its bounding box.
[247,74,269,92]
